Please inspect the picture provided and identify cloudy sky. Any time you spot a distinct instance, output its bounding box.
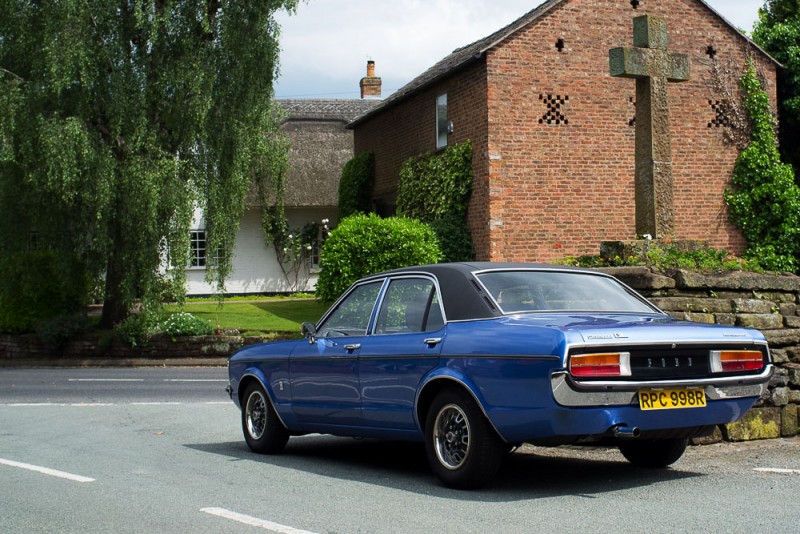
[273,0,766,100]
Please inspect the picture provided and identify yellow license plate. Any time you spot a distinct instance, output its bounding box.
[638,388,706,410]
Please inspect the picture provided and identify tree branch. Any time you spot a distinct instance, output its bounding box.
[0,67,24,81]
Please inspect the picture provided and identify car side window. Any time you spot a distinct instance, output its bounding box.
[317,281,383,338]
[374,278,443,334]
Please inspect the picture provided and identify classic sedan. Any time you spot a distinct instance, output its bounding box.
[227,263,773,488]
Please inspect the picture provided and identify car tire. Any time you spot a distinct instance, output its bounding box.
[424,389,505,489]
[241,382,289,454]
[618,437,688,468]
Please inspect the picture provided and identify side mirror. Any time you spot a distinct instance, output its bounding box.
[301,322,318,344]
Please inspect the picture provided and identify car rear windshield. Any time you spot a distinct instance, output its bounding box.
[475,270,656,314]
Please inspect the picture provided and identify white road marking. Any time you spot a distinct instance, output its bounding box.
[753,467,800,475]
[0,458,95,483]
[67,378,144,382]
[163,379,228,382]
[1,402,229,407]
[200,508,318,534]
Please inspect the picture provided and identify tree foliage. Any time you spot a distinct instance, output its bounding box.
[725,64,800,272]
[752,0,800,172]
[315,214,443,302]
[0,1,297,329]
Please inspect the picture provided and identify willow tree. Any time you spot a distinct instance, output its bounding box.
[0,1,296,328]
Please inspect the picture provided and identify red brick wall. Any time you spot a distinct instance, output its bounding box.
[354,0,778,262]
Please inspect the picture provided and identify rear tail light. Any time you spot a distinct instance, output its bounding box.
[570,352,631,377]
[710,350,764,373]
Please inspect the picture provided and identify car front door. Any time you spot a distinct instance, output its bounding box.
[358,276,445,430]
[289,280,383,425]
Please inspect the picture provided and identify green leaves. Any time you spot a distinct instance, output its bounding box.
[397,141,473,222]
[0,0,297,328]
[315,214,443,302]
[338,152,374,219]
[725,64,800,272]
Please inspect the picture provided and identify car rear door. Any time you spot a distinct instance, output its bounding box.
[358,276,445,430]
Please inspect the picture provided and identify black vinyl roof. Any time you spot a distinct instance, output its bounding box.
[366,262,598,322]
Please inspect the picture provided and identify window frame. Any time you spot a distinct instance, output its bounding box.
[436,93,448,150]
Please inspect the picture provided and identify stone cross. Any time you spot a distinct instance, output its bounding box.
[609,15,690,238]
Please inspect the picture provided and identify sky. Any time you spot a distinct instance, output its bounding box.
[273,0,767,100]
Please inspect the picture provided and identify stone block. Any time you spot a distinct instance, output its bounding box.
[781,405,798,436]
[786,363,800,387]
[648,297,732,313]
[771,387,790,406]
[596,266,676,290]
[789,390,800,404]
[691,425,723,445]
[736,314,784,330]
[785,316,800,328]
[674,270,800,292]
[763,329,800,347]
[724,407,781,441]
[733,298,776,314]
[771,349,789,364]
[714,313,736,326]
[684,312,715,324]
[779,302,797,317]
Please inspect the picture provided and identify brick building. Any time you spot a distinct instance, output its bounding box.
[350,0,780,262]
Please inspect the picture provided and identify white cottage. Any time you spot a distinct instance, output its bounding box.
[185,96,380,295]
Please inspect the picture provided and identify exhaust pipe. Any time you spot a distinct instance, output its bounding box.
[613,425,641,439]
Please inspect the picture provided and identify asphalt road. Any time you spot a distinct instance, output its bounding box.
[1,367,799,533]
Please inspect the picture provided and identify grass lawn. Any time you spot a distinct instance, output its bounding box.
[166,299,329,333]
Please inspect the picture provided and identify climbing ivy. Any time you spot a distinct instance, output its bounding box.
[725,63,800,272]
[396,141,474,261]
[338,151,374,219]
[396,141,472,221]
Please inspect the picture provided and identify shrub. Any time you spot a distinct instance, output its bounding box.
[429,216,474,262]
[115,306,161,347]
[315,213,443,302]
[160,311,214,339]
[34,313,93,349]
[338,152,374,219]
[0,251,87,333]
[725,63,800,272]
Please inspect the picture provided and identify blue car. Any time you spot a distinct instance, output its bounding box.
[227,263,773,488]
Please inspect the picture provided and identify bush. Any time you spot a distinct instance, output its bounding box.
[429,216,474,262]
[34,313,93,349]
[315,213,443,302]
[338,152,374,219]
[0,251,87,333]
[725,64,800,272]
[160,311,214,339]
[115,306,161,347]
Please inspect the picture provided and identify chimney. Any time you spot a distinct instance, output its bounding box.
[360,60,382,99]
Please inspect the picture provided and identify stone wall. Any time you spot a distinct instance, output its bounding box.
[601,267,800,441]
[0,333,295,367]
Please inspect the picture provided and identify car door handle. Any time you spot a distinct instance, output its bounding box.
[424,338,442,347]
[344,344,361,352]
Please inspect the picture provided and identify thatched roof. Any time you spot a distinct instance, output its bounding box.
[279,99,380,207]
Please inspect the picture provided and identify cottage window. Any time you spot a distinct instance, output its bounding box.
[436,93,448,149]
[189,230,207,267]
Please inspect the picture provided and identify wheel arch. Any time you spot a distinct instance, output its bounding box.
[237,371,289,429]
[415,374,507,442]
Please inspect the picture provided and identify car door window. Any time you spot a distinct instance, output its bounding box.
[374,278,443,334]
[317,281,382,338]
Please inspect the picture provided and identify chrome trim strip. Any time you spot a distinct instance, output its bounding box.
[550,373,770,407]
[565,364,774,390]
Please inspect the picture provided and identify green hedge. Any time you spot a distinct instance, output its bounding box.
[338,152,374,219]
[315,213,443,302]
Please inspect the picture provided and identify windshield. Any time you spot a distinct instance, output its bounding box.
[475,270,657,314]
